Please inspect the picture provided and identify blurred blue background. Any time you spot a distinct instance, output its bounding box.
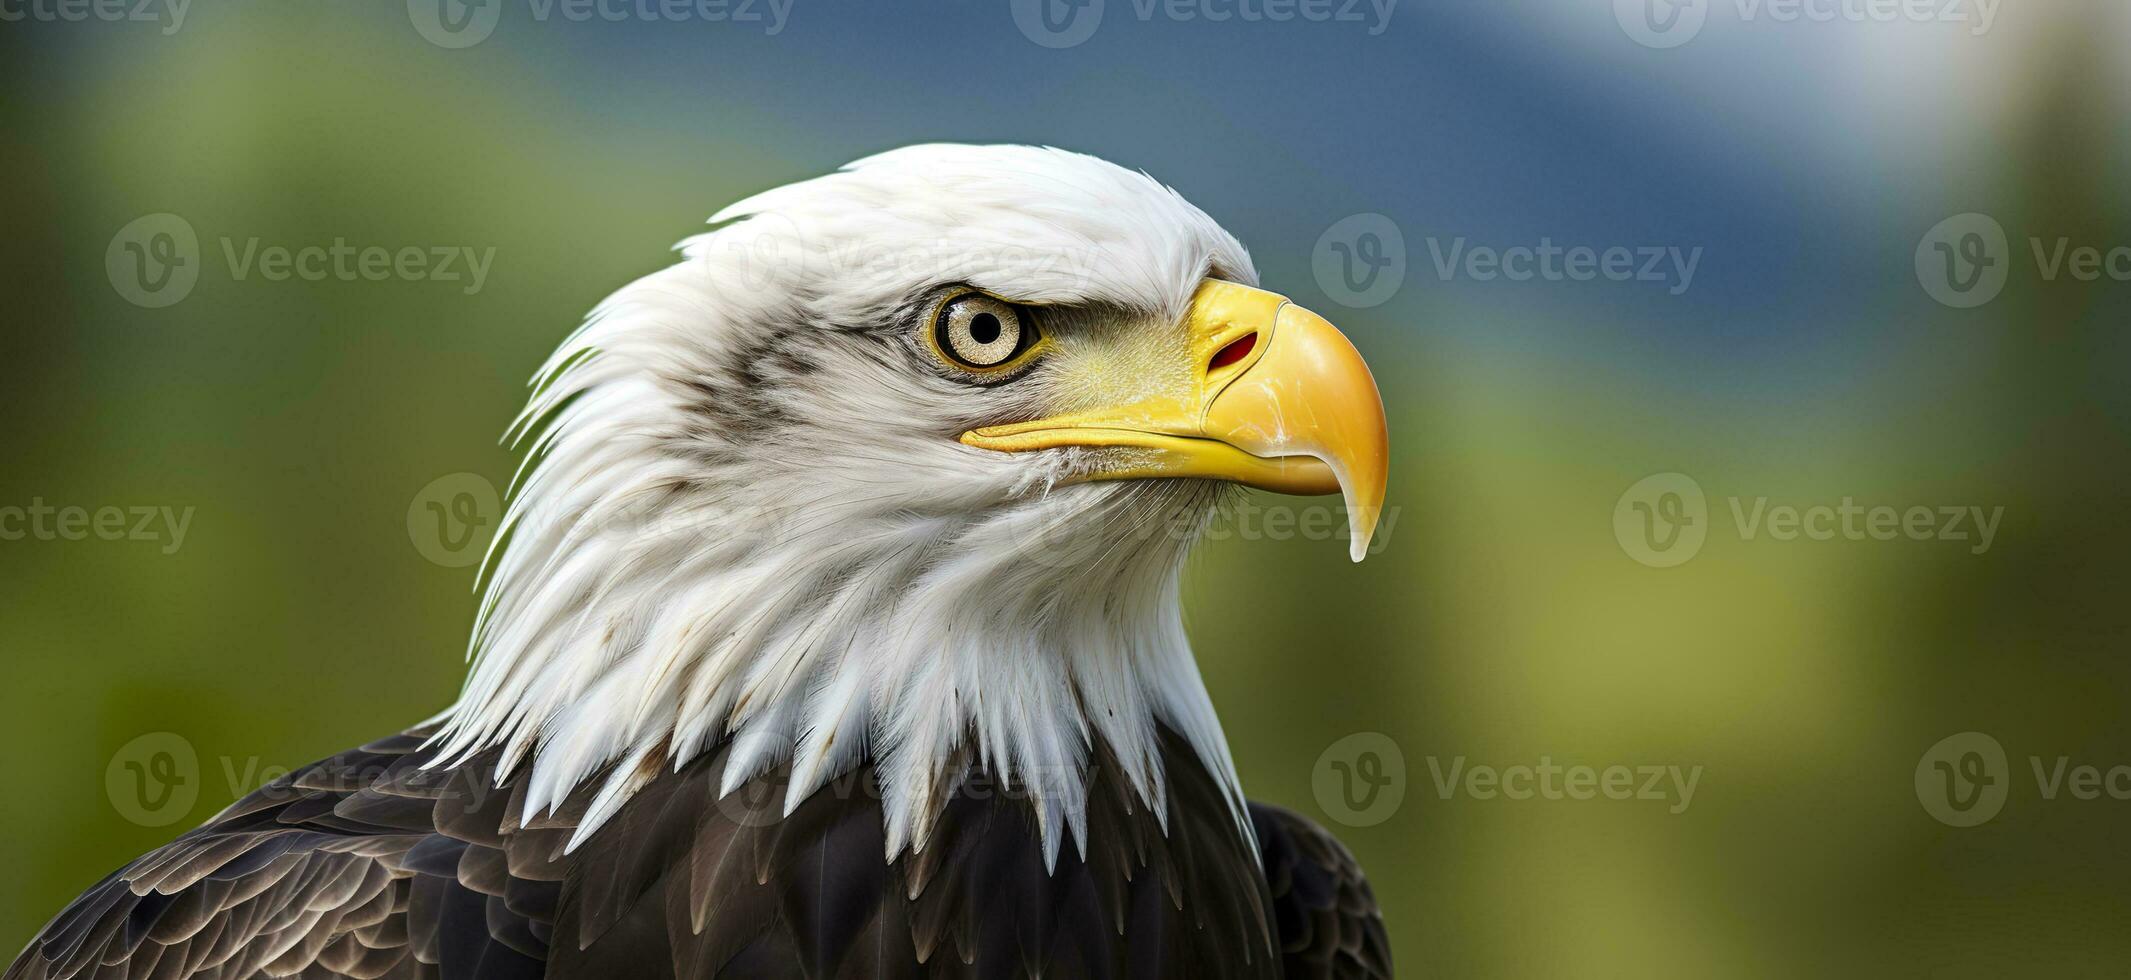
[3,0,2129,974]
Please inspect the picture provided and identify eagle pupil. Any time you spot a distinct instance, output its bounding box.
[969,313,1002,346]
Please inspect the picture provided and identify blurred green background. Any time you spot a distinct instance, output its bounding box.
[4,2,2129,976]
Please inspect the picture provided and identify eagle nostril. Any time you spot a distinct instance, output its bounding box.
[1208,333,1258,372]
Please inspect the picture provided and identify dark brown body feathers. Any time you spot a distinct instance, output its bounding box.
[8,730,1389,979]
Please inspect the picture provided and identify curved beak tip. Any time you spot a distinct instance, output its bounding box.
[1348,509,1378,562]
[1337,470,1386,563]
[1255,301,1388,565]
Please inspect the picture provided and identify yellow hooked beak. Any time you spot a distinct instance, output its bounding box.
[960,279,1390,561]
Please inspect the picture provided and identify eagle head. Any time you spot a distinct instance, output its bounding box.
[431,144,1389,865]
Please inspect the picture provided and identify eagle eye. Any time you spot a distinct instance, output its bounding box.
[933,293,1037,372]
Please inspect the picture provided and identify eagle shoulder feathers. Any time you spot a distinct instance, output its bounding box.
[7,729,1388,978]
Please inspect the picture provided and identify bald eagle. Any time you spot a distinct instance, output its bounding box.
[10,145,1393,979]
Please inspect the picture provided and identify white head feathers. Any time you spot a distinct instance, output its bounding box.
[427,145,1260,867]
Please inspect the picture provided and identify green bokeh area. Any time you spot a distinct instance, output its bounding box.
[5,4,2131,977]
